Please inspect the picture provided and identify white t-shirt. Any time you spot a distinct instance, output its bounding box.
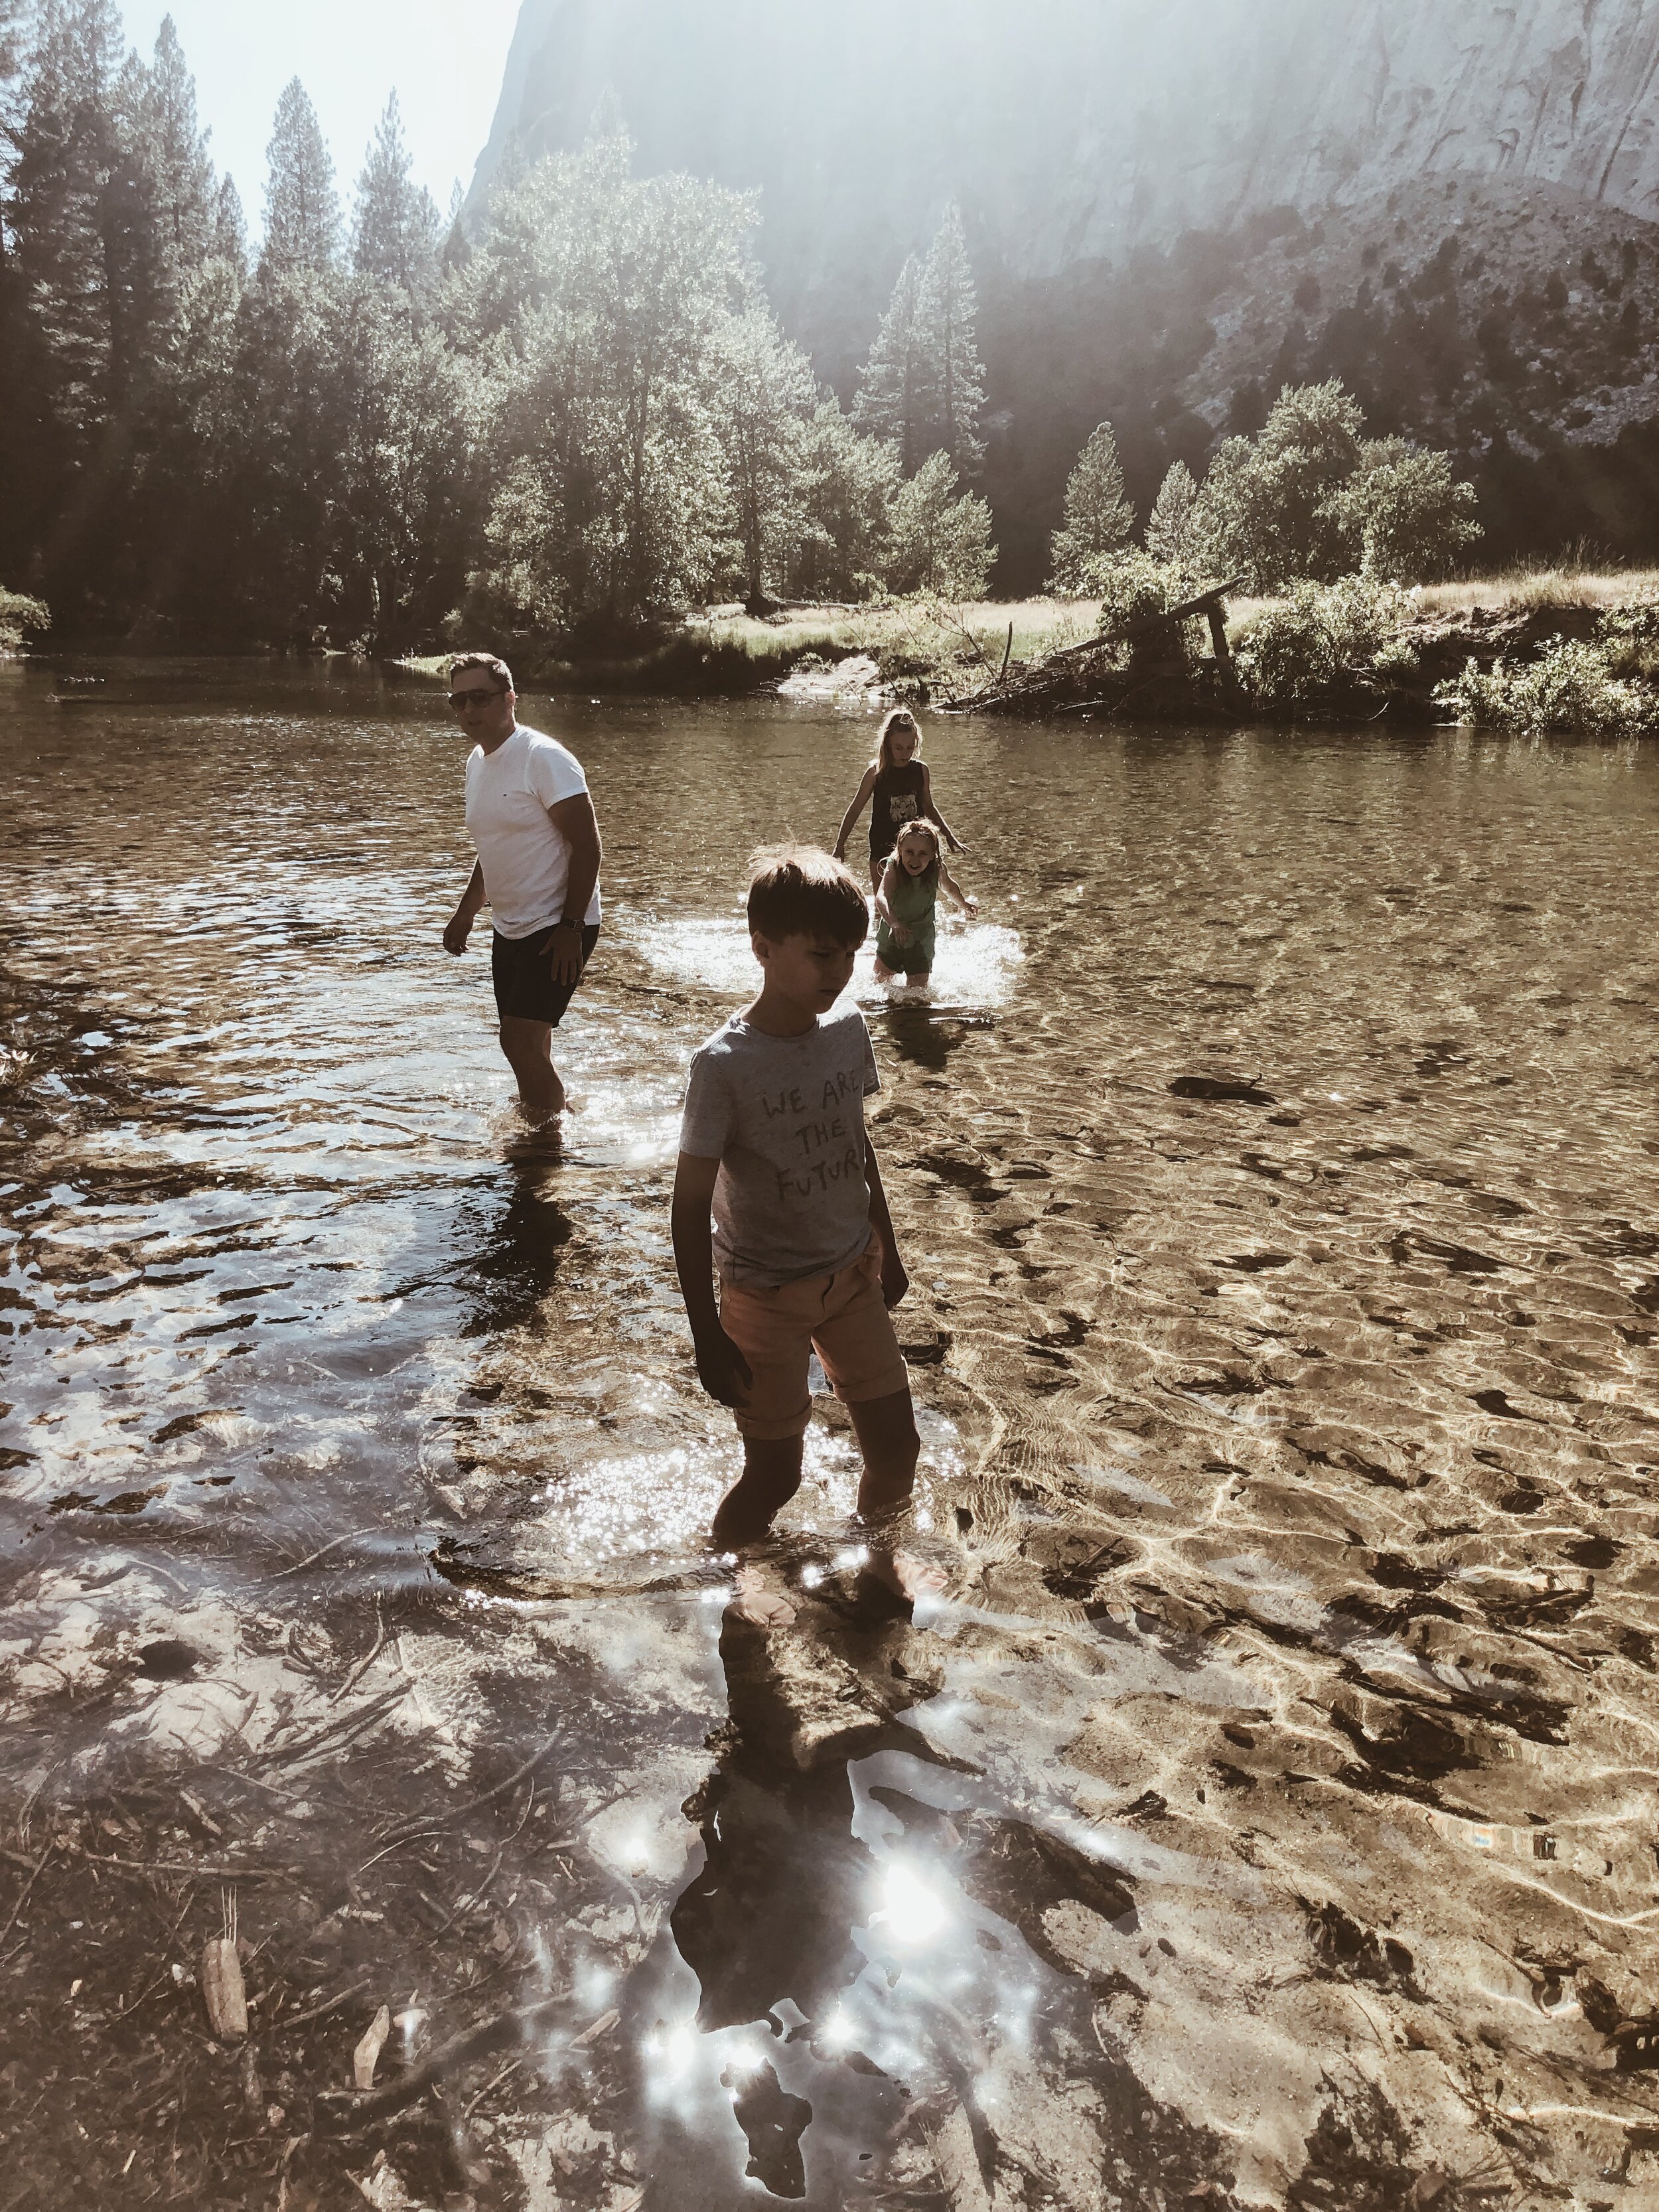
[463,724,603,941]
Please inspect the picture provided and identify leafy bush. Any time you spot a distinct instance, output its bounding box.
[1435,638,1659,737]
[887,451,995,599]
[1599,593,1659,681]
[1194,380,1479,589]
[1329,439,1482,581]
[1092,553,1202,664]
[0,590,50,653]
[1234,573,1409,705]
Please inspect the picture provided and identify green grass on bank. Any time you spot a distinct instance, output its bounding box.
[401,567,1659,699]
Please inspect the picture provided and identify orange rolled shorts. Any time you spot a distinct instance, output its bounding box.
[718,1235,908,1441]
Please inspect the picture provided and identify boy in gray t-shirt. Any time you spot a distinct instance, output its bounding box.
[672,847,918,1547]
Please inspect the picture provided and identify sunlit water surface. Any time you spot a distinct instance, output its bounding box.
[2,658,1658,2208]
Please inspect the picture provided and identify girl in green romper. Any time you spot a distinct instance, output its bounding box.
[873,818,977,989]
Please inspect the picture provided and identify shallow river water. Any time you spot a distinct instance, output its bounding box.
[2,658,1658,2211]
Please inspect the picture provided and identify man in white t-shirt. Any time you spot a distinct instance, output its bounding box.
[441,652,603,1116]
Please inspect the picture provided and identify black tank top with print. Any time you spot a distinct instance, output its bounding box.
[869,760,927,855]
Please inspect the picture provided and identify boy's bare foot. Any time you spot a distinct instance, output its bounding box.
[863,1548,947,1604]
[729,1560,797,1629]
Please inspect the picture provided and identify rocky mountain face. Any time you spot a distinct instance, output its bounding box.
[472,0,1659,580]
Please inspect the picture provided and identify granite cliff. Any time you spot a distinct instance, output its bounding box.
[471,0,1659,581]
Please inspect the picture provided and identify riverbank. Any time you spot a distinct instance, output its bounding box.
[948,565,1659,730]
[399,597,1096,701]
[396,567,1659,733]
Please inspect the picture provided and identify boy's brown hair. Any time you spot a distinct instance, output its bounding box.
[748,845,870,948]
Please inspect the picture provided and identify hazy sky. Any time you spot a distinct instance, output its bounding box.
[123,1,523,228]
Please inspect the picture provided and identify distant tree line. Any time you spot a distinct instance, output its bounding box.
[0,3,997,647]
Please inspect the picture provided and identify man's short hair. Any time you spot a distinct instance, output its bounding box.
[748,845,869,948]
[449,650,514,691]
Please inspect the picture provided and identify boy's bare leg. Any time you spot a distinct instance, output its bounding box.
[498,1016,565,1116]
[712,1435,804,1548]
[848,1387,942,1603]
[847,1388,919,1521]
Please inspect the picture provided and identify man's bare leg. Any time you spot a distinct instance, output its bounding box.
[713,1435,804,1548]
[498,1016,565,1116]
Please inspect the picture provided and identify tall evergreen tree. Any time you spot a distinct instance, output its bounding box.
[210,173,246,273]
[439,179,469,273]
[853,252,929,475]
[260,77,338,275]
[1144,458,1207,569]
[351,92,438,291]
[916,202,985,473]
[139,17,212,283]
[1048,421,1134,591]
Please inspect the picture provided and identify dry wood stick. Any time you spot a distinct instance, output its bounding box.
[315,1992,577,2131]
[0,1841,53,1946]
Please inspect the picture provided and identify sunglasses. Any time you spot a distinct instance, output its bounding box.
[447,686,504,709]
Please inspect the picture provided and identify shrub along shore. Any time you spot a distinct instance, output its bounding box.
[399,566,1659,737]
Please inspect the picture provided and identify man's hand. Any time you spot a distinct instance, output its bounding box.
[546,921,585,986]
[693,1325,753,1407]
[443,912,473,956]
[880,1248,909,1309]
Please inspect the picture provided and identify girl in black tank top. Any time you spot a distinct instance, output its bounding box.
[831,707,968,894]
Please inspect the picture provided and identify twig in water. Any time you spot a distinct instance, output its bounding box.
[330,1601,386,1704]
[0,1841,54,1947]
[463,2057,522,2118]
[113,1883,198,2019]
[316,1991,576,2131]
[377,1733,563,1845]
[279,1976,374,2031]
[265,1527,381,1582]
[255,1680,412,1770]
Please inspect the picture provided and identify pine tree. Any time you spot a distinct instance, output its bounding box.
[1048,421,1134,591]
[1145,459,1207,571]
[139,18,212,273]
[916,202,985,473]
[853,253,930,475]
[211,175,246,273]
[352,92,438,291]
[0,0,30,167]
[717,303,816,605]
[439,179,469,273]
[7,0,130,429]
[261,77,338,275]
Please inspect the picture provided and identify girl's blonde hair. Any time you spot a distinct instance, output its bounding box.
[891,816,942,886]
[874,706,922,774]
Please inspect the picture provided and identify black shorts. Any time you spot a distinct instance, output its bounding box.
[490,921,599,1025]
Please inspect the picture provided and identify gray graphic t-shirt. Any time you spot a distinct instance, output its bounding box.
[680,1006,880,1288]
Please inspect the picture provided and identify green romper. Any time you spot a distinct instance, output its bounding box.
[875,867,938,976]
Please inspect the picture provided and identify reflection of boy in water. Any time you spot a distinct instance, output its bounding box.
[672,848,919,1548]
